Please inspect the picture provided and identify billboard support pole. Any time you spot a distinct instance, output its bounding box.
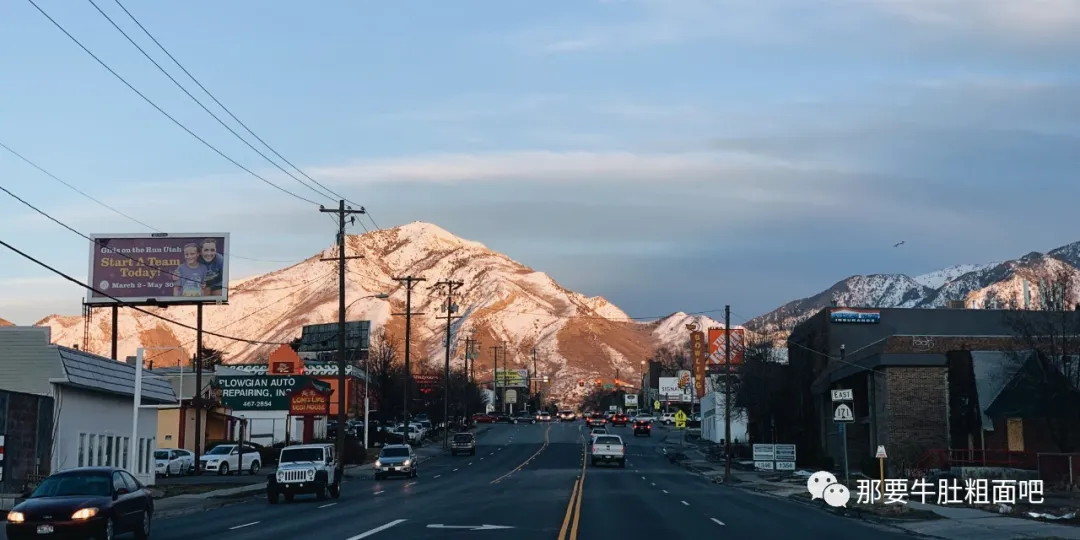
[110,305,119,360]
[194,303,203,474]
[723,305,732,482]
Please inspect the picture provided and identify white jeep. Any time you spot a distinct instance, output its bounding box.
[267,443,341,503]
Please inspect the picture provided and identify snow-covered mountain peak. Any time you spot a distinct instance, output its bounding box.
[913,262,998,289]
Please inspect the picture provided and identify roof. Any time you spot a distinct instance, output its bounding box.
[52,467,117,476]
[57,346,177,404]
[228,362,368,379]
[283,443,332,450]
[971,351,1027,430]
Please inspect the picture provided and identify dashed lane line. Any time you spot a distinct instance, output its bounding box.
[229,522,259,530]
[346,519,407,540]
[318,503,337,508]
[711,518,726,526]
[373,490,384,495]
[681,501,689,506]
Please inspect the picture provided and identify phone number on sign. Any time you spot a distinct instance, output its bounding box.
[241,401,272,408]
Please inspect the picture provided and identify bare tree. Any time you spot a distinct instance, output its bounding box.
[1002,265,1080,451]
[731,331,787,438]
[653,344,691,375]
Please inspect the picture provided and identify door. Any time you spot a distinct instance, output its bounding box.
[120,471,149,525]
[111,472,136,529]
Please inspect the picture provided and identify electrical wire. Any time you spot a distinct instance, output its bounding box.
[105,0,370,210]
[232,271,334,293]
[0,140,300,264]
[0,237,289,345]
[143,272,335,364]
[25,0,321,206]
[86,0,334,204]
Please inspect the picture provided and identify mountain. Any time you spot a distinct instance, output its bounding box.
[0,318,13,327]
[747,241,1080,334]
[31,222,723,401]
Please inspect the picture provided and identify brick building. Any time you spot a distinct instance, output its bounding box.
[785,306,1077,475]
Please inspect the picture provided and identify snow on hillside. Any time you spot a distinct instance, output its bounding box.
[914,263,998,289]
[31,222,704,402]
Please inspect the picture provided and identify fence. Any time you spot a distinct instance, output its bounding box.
[0,390,54,493]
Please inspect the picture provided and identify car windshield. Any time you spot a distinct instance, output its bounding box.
[280,448,323,462]
[154,450,170,459]
[30,473,111,498]
[595,436,621,445]
[453,434,473,442]
[206,445,234,455]
[380,447,410,458]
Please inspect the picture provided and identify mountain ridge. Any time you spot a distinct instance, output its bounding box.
[747,240,1080,333]
[21,222,726,400]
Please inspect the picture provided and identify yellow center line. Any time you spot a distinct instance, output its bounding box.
[490,423,551,485]
[559,431,589,540]
[557,478,580,539]
[569,443,586,539]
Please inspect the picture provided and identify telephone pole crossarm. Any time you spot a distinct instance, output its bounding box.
[392,275,427,444]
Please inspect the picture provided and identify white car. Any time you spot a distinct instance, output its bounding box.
[198,443,262,475]
[660,412,675,425]
[589,427,608,441]
[390,424,424,445]
[155,448,194,477]
[632,413,657,423]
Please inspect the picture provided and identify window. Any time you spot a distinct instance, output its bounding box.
[1007,418,1025,452]
[111,472,125,493]
[105,436,114,467]
[97,435,104,466]
[87,434,96,466]
[119,471,140,492]
[144,438,153,475]
[78,434,86,467]
[137,439,144,473]
[122,437,129,469]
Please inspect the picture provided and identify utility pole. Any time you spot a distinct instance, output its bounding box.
[320,200,366,483]
[463,336,478,425]
[723,304,732,482]
[531,348,537,410]
[431,279,464,450]
[489,345,502,413]
[392,276,426,444]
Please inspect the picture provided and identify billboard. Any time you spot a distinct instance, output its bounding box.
[624,394,638,407]
[690,331,707,398]
[215,375,330,411]
[86,233,229,305]
[830,308,880,324]
[659,377,681,399]
[495,369,528,387]
[707,328,745,373]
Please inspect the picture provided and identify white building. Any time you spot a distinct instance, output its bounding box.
[0,327,177,486]
[700,391,749,445]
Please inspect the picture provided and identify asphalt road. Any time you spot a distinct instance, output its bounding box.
[3,422,924,539]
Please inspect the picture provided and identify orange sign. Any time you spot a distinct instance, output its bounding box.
[271,361,295,374]
[268,344,303,375]
[690,331,706,398]
[707,328,745,373]
[289,384,330,416]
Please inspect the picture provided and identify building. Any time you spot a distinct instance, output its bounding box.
[151,366,245,451]
[783,306,1078,475]
[0,327,177,486]
[0,390,53,495]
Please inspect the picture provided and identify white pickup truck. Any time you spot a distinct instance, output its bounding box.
[590,434,626,468]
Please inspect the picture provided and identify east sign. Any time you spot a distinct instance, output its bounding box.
[215,375,331,411]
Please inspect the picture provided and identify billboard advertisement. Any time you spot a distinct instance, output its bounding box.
[830,308,880,324]
[691,331,707,398]
[495,369,528,387]
[86,233,229,305]
[707,328,745,373]
[658,377,681,399]
[624,394,638,407]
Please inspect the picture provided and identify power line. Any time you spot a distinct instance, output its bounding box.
[483,306,729,321]
[86,0,335,204]
[26,0,321,206]
[0,237,289,346]
[105,0,370,210]
[0,140,300,264]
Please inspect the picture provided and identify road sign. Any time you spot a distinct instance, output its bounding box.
[831,389,853,401]
[505,389,518,404]
[775,461,795,471]
[752,444,775,461]
[653,400,661,410]
[875,445,888,459]
[774,444,796,462]
[833,402,854,423]
[674,410,687,428]
[754,461,774,471]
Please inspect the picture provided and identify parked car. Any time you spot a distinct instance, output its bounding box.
[5,467,153,540]
[154,448,194,477]
[473,413,495,423]
[199,442,262,475]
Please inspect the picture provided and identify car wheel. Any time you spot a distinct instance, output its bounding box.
[249,461,261,475]
[100,516,115,540]
[470,449,476,456]
[134,510,151,540]
[163,466,170,478]
[284,493,294,503]
[329,481,341,499]
[316,483,328,501]
[618,459,626,469]
[267,489,279,504]
[218,463,229,475]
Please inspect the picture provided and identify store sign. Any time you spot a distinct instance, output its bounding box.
[215,375,330,411]
[289,381,331,416]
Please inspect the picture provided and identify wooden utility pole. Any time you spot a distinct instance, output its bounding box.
[489,345,502,412]
[724,304,732,482]
[320,200,365,485]
[393,274,425,442]
[431,279,464,449]
[462,336,478,424]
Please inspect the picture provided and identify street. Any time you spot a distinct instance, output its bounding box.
[3,423,920,540]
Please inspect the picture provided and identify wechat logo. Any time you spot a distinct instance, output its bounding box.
[807,471,850,508]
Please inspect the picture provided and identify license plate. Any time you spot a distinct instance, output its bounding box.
[37,524,54,534]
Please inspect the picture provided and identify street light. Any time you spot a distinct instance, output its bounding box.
[362,293,390,450]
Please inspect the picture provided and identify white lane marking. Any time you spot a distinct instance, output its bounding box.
[434,475,442,479]
[374,490,385,495]
[480,457,485,460]
[318,503,337,508]
[662,490,668,494]
[711,518,726,526]
[681,501,689,506]
[406,482,418,486]
[651,483,656,486]
[490,452,495,455]
[453,468,459,472]
[229,522,259,530]
[641,476,646,480]
[469,462,473,465]
[346,519,408,539]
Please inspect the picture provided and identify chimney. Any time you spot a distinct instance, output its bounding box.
[125,355,138,366]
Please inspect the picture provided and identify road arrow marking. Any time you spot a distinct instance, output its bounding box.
[427,524,515,530]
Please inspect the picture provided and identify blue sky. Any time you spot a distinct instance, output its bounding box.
[2,0,1079,325]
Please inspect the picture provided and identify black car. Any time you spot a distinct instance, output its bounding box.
[496,414,516,424]
[6,467,154,540]
[633,420,653,437]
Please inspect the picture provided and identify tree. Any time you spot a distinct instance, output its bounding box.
[653,344,691,375]
[189,347,224,371]
[732,332,789,440]
[1000,264,1080,451]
